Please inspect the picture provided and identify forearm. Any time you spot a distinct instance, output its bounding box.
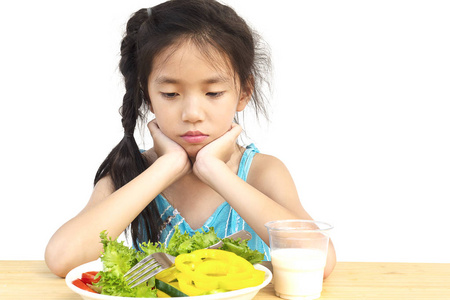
[45,154,185,277]
[197,160,299,245]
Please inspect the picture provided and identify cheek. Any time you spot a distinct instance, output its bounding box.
[215,111,236,133]
[154,116,171,135]
[153,109,174,135]
[222,104,239,124]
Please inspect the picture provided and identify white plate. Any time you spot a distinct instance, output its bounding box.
[65,260,272,300]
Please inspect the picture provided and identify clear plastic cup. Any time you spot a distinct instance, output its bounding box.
[265,220,333,300]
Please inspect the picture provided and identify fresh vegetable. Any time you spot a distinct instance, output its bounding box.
[72,278,96,293]
[220,237,264,264]
[166,227,264,265]
[77,228,264,297]
[156,288,171,298]
[155,265,179,284]
[81,271,100,285]
[155,279,188,297]
[93,231,157,297]
[166,227,219,256]
[173,249,265,296]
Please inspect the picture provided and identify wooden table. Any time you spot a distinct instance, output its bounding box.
[1,261,449,299]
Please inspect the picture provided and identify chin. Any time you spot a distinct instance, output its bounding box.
[183,144,204,160]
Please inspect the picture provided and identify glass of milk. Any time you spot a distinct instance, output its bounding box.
[265,220,333,300]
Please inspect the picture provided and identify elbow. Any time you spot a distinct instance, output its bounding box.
[323,258,336,279]
[45,234,102,278]
[323,239,336,279]
[45,239,74,278]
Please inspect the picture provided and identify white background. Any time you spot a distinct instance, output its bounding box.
[1,1,449,263]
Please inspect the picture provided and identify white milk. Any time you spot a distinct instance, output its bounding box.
[271,248,326,300]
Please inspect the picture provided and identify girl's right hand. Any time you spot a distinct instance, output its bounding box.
[147,119,191,176]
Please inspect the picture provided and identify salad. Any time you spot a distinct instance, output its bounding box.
[72,227,264,297]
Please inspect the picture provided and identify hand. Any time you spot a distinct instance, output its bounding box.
[193,123,242,183]
[148,119,191,176]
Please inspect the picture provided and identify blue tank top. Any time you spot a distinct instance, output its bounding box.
[154,144,270,260]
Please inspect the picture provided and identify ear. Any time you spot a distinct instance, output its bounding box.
[236,77,254,112]
[237,91,250,112]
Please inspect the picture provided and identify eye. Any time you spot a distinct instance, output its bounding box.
[161,92,179,99]
[206,91,224,98]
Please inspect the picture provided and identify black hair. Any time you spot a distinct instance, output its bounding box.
[94,0,271,249]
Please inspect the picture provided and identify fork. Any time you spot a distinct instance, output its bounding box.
[123,230,252,288]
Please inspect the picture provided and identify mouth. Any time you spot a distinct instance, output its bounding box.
[180,131,209,144]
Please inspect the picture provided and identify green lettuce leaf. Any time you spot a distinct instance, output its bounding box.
[94,231,156,297]
[219,238,264,264]
[139,240,166,257]
[166,227,219,256]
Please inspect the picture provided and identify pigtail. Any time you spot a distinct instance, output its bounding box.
[94,9,161,247]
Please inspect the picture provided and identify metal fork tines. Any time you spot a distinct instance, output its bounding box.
[123,230,252,288]
[123,252,173,288]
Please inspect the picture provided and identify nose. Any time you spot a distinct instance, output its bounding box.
[181,96,205,123]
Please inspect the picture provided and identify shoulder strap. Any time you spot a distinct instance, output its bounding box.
[237,143,259,182]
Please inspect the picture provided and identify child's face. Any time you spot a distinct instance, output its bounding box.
[147,41,249,158]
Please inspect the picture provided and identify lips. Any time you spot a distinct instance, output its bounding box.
[180,131,209,144]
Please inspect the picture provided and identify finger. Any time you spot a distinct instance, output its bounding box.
[147,119,158,129]
[228,123,242,139]
[147,119,159,134]
[230,122,242,131]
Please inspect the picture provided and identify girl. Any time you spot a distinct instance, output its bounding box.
[45,0,336,278]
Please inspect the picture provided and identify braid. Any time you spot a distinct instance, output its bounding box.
[119,10,146,137]
[94,8,162,246]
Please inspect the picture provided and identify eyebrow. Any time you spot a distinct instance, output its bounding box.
[154,76,178,85]
[154,75,230,85]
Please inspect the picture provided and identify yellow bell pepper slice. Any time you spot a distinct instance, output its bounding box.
[219,269,265,290]
[176,273,211,296]
[155,265,179,283]
[174,249,265,295]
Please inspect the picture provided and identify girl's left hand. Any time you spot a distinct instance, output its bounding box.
[193,123,242,182]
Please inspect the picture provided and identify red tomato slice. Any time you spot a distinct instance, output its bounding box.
[81,271,100,285]
[85,271,99,276]
[72,278,97,293]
